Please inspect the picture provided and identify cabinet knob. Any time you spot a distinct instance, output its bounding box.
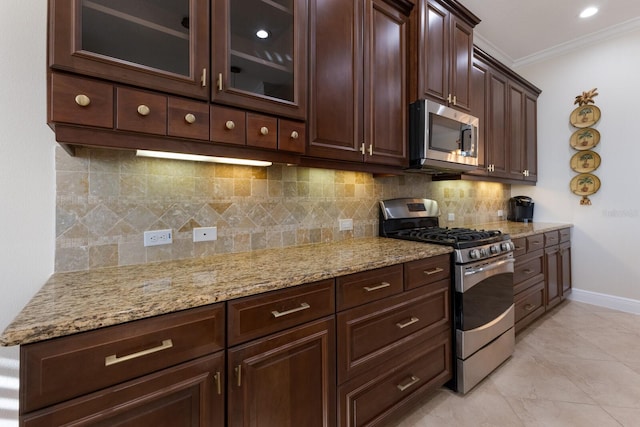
[74,94,91,107]
[225,120,235,130]
[290,130,299,139]
[260,126,269,136]
[184,113,196,124]
[137,105,150,116]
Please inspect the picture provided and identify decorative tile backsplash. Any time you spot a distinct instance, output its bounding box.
[55,147,510,272]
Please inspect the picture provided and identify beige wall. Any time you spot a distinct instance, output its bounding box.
[55,147,511,272]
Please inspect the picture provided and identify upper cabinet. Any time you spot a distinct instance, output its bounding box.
[411,0,480,111]
[49,0,210,100]
[470,47,541,183]
[307,0,413,168]
[212,0,307,119]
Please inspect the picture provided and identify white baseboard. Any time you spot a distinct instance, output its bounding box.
[568,288,640,315]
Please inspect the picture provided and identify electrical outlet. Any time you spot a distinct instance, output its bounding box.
[497,209,504,218]
[447,213,455,221]
[144,229,173,247]
[193,226,217,242]
[339,219,353,231]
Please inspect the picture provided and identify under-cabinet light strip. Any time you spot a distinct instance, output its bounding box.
[135,150,272,167]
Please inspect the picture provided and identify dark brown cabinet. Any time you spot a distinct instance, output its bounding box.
[411,0,479,111]
[211,0,308,119]
[544,228,572,310]
[469,48,541,183]
[307,0,413,167]
[49,0,210,100]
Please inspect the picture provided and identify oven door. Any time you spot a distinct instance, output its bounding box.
[454,254,514,359]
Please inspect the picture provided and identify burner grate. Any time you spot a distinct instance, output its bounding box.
[394,227,503,247]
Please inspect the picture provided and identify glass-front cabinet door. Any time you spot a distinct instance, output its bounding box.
[212,0,307,119]
[49,0,209,99]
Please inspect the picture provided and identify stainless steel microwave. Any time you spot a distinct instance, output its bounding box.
[409,99,479,173]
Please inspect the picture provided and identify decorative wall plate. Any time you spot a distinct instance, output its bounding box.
[570,150,601,173]
[570,173,601,196]
[570,128,600,150]
[570,105,601,128]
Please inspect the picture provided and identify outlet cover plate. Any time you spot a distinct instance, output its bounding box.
[193,226,217,242]
[339,219,353,231]
[144,229,173,247]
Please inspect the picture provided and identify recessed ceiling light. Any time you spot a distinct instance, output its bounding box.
[580,6,598,18]
[256,29,269,39]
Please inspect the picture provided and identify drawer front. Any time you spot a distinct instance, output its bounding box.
[211,105,246,145]
[404,254,450,290]
[337,281,450,383]
[514,281,545,333]
[512,237,526,259]
[559,228,571,243]
[21,304,225,413]
[337,265,403,311]
[514,254,543,284]
[227,279,335,346]
[50,73,113,128]
[167,97,209,140]
[526,234,544,252]
[246,113,278,149]
[545,231,560,247]
[338,329,451,427]
[278,119,306,153]
[116,87,167,135]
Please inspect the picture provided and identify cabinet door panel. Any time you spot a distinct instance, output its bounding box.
[545,245,561,309]
[307,0,362,161]
[228,317,336,427]
[508,83,525,178]
[450,16,473,111]
[486,71,509,177]
[49,0,209,99]
[366,0,408,166]
[421,0,448,102]
[524,92,538,182]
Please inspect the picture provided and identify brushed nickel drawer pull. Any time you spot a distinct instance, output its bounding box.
[184,113,196,124]
[396,317,419,329]
[260,126,269,136]
[235,365,242,387]
[225,120,235,130]
[524,304,535,311]
[271,302,310,318]
[290,130,299,139]
[217,73,223,91]
[105,339,173,366]
[397,375,420,391]
[424,267,444,275]
[363,282,391,292]
[137,104,150,116]
[214,371,222,395]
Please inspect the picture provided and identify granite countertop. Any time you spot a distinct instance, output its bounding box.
[0,237,452,347]
[472,221,573,239]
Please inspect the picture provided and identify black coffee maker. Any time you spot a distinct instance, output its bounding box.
[508,196,534,222]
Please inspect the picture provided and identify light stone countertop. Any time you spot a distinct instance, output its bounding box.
[472,221,573,238]
[0,237,452,347]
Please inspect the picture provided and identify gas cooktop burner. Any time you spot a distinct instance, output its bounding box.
[393,227,504,248]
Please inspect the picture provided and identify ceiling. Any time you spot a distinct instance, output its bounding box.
[455,0,640,67]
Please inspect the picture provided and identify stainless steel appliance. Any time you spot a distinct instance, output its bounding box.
[379,198,515,394]
[508,196,535,222]
[409,99,479,173]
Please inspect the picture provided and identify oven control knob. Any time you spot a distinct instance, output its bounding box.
[480,248,489,257]
[469,249,481,259]
[501,242,511,251]
[490,245,499,254]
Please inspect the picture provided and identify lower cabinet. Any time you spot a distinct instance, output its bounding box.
[19,256,454,426]
[513,228,572,334]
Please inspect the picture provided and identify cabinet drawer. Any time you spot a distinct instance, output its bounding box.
[246,113,277,149]
[512,237,526,258]
[338,329,451,427]
[167,97,209,140]
[337,265,403,311]
[21,304,225,413]
[337,281,450,383]
[544,231,559,247]
[526,234,544,252]
[404,254,450,290]
[116,87,167,135]
[559,228,571,243]
[278,119,306,153]
[210,105,246,145]
[514,254,543,284]
[50,73,113,128]
[227,279,335,346]
[514,281,545,333]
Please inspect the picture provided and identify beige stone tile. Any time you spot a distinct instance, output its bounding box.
[602,405,640,427]
[575,328,640,364]
[506,398,620,427]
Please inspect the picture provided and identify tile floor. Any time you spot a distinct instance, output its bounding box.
[395,300,640,427]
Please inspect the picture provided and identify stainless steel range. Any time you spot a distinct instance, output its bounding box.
[379,198,515,394]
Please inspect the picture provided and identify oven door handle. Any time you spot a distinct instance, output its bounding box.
[457,256,514,293]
